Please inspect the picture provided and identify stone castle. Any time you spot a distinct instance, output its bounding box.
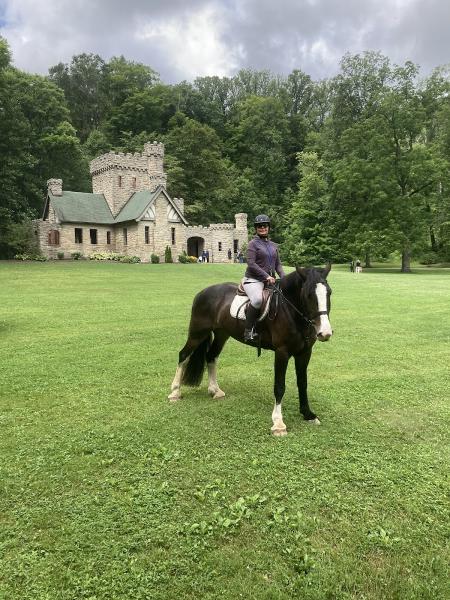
[35,141,248,262]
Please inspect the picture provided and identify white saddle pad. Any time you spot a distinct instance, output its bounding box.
[230,295,249,320]
[229,294,271,321]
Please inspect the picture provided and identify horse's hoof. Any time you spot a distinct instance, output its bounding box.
[307,417,321,425]
[168,390,181,402]
[271,421,287,436]
[272,427,287,436]
[213,389,225,399]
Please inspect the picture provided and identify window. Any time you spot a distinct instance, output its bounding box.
[218,242,222,251]
[106,231,111,245]
[118,175,122,188]
[145,226,150,244]
[47,230,60,246]
[123,228,128,245]
[90,229,98,244]
[171,227,175,245]
[234,239,238,253]
[75,228,83,243]
[132,177,137,189]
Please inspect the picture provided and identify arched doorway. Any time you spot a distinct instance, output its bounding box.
[187,236,205,258]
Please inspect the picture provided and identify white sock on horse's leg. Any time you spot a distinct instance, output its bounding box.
[207,360,225,398]
[168,358,188,401]
[271,402,287,435]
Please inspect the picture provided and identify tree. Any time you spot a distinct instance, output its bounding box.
[163,116,227,223]
[283,152,335,265]
[227,96,289,201]
[48,53,109,141]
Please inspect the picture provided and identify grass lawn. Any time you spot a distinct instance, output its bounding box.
[0,260,449,599]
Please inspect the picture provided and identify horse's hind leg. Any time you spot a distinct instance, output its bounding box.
[206,330,229,399]
[168,332,209,402]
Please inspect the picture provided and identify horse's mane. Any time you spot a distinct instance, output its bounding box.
[280,268,324,294]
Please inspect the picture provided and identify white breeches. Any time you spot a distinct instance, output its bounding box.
[243,278,265,309]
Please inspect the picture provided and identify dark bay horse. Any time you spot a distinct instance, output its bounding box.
[168,266,333,435]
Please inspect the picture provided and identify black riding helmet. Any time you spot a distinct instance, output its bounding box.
[254,214,271,227]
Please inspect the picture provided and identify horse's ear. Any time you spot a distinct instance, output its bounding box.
[323,263,332,278]
[295,266,308,281]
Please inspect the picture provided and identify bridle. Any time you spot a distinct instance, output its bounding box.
[270,283,327,324]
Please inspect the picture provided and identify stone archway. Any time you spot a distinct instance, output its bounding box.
[187,236,205,258]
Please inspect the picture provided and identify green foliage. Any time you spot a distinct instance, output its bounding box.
[71,251,83,260]
[13,252,47,261]
[1,39,449,268]
[150,253,160,263]
[57,251,65,260]
[89,252,140,263]
[164,246,173,263]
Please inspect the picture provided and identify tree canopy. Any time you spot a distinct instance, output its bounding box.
[1,39,449,267]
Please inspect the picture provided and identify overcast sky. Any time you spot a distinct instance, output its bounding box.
[1,0,449,83]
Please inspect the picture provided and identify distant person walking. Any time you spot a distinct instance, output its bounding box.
[227,248,232,261]
[355,259,362,273]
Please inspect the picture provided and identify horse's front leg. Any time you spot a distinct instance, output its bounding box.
[294,350,320,424]
[271,349,290,436]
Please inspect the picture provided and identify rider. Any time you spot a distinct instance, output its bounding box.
[243,214,285,342]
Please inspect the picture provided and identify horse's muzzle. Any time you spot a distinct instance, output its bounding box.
[317,330,332,341]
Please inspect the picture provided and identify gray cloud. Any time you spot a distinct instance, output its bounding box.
[1,0,448,82]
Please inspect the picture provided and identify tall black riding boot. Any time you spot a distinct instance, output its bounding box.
[244,304,260,342]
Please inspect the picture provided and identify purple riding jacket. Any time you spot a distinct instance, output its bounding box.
[245,236,285,282]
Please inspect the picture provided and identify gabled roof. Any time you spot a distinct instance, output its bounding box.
[114,190,154,223]
[44,186,188,226]
[45,191,114,224]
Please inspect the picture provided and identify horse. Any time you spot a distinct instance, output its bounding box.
[168,266,333,435]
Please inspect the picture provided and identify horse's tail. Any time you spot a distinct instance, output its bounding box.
[181,334,212,386]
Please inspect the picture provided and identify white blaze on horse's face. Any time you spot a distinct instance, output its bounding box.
[315,283,332,341]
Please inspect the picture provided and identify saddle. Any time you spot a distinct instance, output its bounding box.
[230,282,274,321]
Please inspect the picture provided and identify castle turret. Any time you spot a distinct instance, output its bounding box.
[89,142,167,216]
[47,178,63,196]
[144,141,167,191]
[234,213,248,251]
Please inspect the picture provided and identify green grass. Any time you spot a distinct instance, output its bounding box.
[0,261,449,600]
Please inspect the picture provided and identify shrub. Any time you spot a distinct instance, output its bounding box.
[178,252,188,263]
[71,252,83,260]
[119,256,141,263]
[14,253,47,261]
[89,252,124,261]
[419,252,439,265]
[151,254,160,264]
[165,246,173,263]
[188,256,198,263]
[57,252,65,260]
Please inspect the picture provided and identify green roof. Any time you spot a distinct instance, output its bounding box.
[48,186,187,225]
[114,190,155,223]
[50,191,114,224]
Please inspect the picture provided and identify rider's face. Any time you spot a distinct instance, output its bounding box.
[256,224,269,237]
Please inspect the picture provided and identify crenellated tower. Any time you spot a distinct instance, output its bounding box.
[89,142,167,216]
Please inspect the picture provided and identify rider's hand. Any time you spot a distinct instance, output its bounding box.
[266,276,276,285]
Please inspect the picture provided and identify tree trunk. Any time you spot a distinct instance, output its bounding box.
[364,252,371,268]
[430,226,437,252]
[401,248,411,273]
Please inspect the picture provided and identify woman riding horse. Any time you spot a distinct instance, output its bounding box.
[168,263,333,436]
[243,214,285,342]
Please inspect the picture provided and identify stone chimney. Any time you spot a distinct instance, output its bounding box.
[173,197,184,215]
[47,178,63,196]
